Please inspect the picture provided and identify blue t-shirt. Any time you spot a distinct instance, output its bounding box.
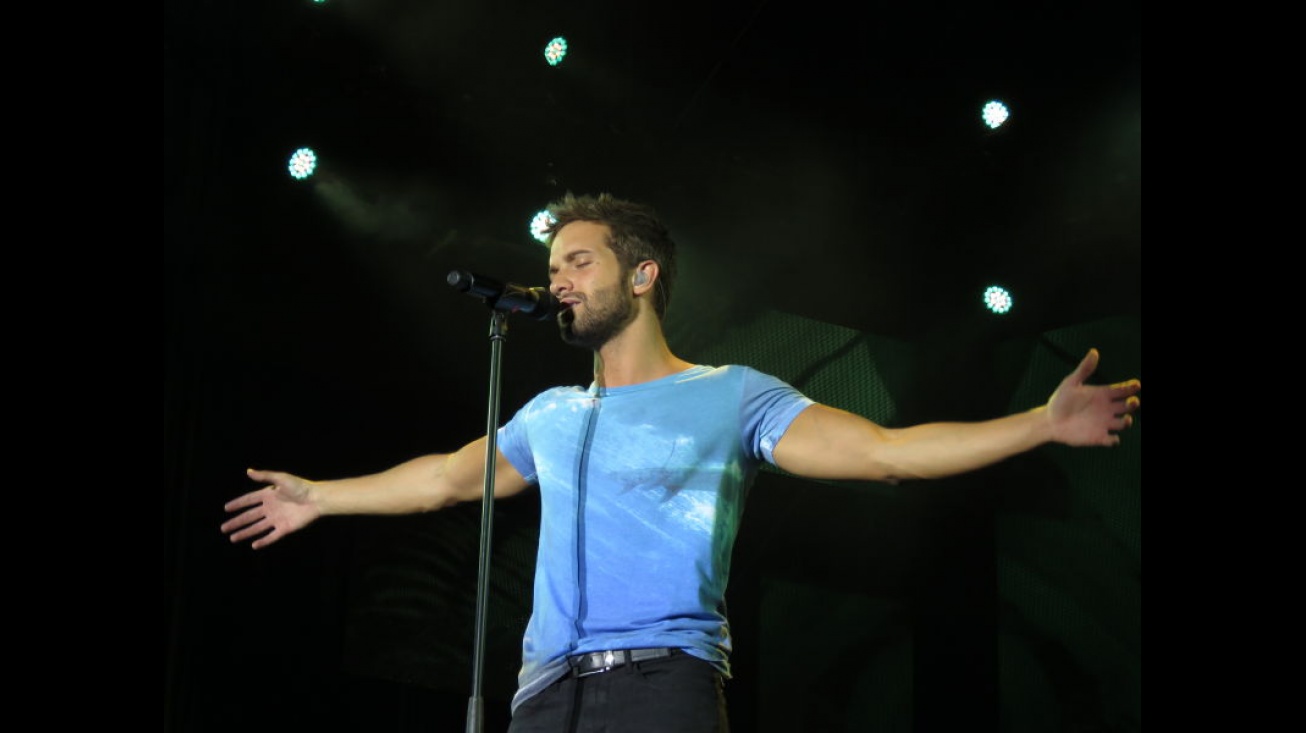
[496,364,814,712]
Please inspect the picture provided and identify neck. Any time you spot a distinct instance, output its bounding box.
[591,312,694,389]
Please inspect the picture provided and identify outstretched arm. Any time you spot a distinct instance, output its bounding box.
[220,435,530,549]
[771,348,1140,484]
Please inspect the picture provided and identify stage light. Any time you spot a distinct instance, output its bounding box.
[981,100,1010,130]
[544,37,568,66]
[287,147,318,180]
[530,209,555,243]
[983,285,1013,315]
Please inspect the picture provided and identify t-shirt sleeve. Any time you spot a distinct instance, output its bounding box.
[496,400,539,484]
[739,367,816,465]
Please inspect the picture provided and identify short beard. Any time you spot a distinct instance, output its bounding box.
[558,280,637,350]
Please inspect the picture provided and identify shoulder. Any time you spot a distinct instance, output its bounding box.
[724,364,796,389]
[516,384,591,412]
[686,364,805,397]
[684,363,771,380]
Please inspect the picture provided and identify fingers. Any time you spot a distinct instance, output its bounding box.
[220,503,265,535]
[222,510,282,549]
[246,467,278,484]
[1090,429,1123,448]
[223,468,290,550]
[1112,393,1141,418]
[223,492,263,512]
[1112,379,1142,398]
[220,506,257,532]
[1069,348,1100,385]
[225,468,276,512]
[225,517,267,543]
[249,527,279,550]
[1094,410,1134,447]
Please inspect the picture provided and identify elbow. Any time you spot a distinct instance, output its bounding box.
[412,483,465,513]
[868,459,929,485]
[427,491,464,512]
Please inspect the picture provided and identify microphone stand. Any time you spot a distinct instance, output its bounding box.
[466,307,509,733]
[446,269,555,732]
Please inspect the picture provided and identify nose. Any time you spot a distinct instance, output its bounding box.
[550,274,570,298]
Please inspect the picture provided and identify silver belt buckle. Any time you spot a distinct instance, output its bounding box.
[576,650,617,678]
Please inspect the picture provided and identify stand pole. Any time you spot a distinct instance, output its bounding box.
[466,309,509,733]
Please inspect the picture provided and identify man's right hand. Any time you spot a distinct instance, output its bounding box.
[221,468,322,550]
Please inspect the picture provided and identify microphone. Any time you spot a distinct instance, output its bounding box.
[447,269,560,321]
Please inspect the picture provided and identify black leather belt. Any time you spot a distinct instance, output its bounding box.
[568,647,676,677]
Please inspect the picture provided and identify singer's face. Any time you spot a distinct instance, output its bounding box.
[548,221,637,350]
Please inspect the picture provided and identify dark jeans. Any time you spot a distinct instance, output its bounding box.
[507,650,730,733]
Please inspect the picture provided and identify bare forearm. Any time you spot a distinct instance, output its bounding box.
[314,453,459,516]
[774,404,1054,483]
[311,435,524,516]
[875,408,1052,481]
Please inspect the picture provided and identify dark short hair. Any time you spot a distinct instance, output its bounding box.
[546,192,677,320]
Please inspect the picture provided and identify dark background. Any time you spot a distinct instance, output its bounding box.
[165,1,1141,731]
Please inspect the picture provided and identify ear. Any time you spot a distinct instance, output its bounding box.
[632,261,657,293]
